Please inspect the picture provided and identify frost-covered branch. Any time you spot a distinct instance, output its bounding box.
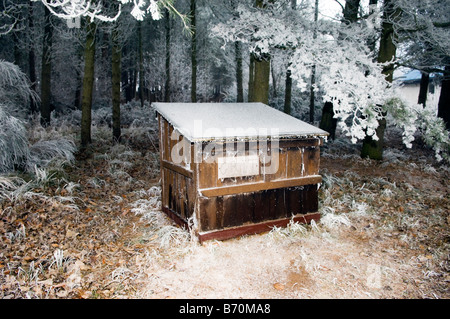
[0,0,28,35]
[211,2,299,56]
[391,0,450,70]
[30,0,170,22]
[0,60,39,117]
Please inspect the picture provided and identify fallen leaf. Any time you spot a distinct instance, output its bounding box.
[80,290,92,299]
[66,229,79,238]
[38,278,53,286]
[56,289,69,298]
[273,283,285,291]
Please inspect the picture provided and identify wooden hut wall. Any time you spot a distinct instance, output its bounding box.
[195,139,322,233]
[158,114,323,239]
[159,116,196,226]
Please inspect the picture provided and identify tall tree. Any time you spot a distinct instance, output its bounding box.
[74,44,83,110]
[235,40,244,102]
[28,1,37,114]
[164,8,171,102]
[112,23,121,142]
[248,54,255,102]
[320,0,360,137]
[190,0,197,102]
[284,67,292,114]
[40,6,53,126]
[361,0,398,160]
[308,0,319,122]
[249,0,272,104]
[390,0,449,127]
[80,19,97,147]
[230,0,244,102]
[418,72,430,107]
[283,0,296,115]
[438,64,450,130]
[137,20,144,107]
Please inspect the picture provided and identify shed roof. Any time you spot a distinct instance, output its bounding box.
[152,102,328,142]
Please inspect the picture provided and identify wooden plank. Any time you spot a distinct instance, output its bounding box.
[162,159,194,179]
[253,191,266,223]
[161,168,169,208]
[236,193,254,226]
[167,170,173,210]
[186,177,196,219]
[197,161,217,189]
[286,147,303,179]
[302,184,319,214]
[158,115,164,165]
[197,213,321,243]
[178,174,186,219]
[163,119,170,161]
[304,147,320,176]
[199,175,322,197]
[275,188,287,219]
[162,206,189,229]
[268,189,278,220]
[222,195,239,228]
[264,148,287,182]
[286,186,303,216]
[278,138,320,149]
[199,196,218,232]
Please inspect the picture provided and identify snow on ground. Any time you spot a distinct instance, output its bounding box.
[1,107,448,299]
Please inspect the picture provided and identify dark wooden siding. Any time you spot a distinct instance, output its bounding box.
[198,185,318,232]
[158,114,323,240]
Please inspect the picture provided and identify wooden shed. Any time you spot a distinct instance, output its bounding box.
[152,102,328,243]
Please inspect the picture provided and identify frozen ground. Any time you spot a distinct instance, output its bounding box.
[1,115,448,299]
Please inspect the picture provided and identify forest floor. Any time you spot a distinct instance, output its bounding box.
[0,120,449,299]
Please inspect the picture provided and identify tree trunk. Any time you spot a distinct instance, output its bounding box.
[309,0,319,123]
[319,0,360,137]
[235,41,244,102]
[40,6,53,126]
[80,20,97,147]
[309,65,316,123]
[361,0,397,160]
[248,54,255,102]
[271,62,277,98]
[367,0,378,54]
[28,1,37,114]
[137,21,144,107]
[131,68,137,100]
[284,67,292,115]
[248,0,272,104]
[112,26,121,142]
[74,45,83,110]
[319,101,337,139]
[343,0,360,25]
[437,65,450,130]
[418,72,430,107]
[250,54,270,104]
[190,0,197,102]
[164,9,171,102]
[361,117,387,160]
[230,0,244,103]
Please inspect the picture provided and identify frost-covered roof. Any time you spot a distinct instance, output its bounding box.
[152,102,328,142]
[395,69,441,84]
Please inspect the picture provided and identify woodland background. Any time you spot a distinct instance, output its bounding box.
[0,0,449,299]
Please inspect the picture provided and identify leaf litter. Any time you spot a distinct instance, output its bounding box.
[1,118,449,299]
